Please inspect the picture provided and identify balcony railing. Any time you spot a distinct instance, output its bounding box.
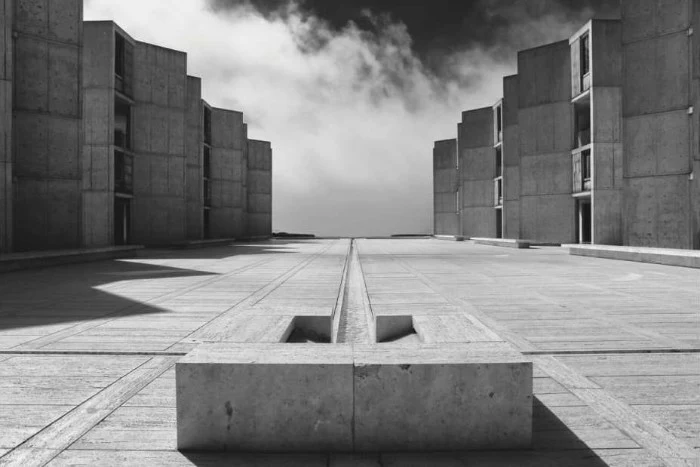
[572,149,592,193]
[494,177,503,206]
[114,129,130,150]
[581,72,591,92]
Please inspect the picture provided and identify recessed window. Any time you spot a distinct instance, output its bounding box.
[574,102,591,148]
[203,107,212,145]
[580,33,591,91]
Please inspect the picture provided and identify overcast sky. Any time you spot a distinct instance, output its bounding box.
[85,0,619,237]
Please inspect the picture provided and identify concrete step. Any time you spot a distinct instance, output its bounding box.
[0,245,143,274]
[564,244,700,268]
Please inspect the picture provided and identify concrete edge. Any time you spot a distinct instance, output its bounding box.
[564,244,700,269]
[0,246,144,274]
[433,235,465,242]
[167,238,237,249]
[471,238,531,249]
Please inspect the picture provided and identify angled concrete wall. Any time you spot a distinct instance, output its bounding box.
[460,107,496,238]
[185,76,202,240]
[502,75,520,239]
[241,123,249,237]
[432,139,459,235]
[12,0,83,251]
[209,108,245,239]
[247,139,272,238]
[131,41,187,245]
[81,21,118,247]
[622,0,695,248]
[694,2,700,249]
[0,0,12,253]
[518,41,575,243]
[591,21,624,245]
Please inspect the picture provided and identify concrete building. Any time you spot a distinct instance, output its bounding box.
[432,139,459,236]
[436,2,699,249]
[2,0,83,253]
[247,139,273,239]
[1,9,273,255]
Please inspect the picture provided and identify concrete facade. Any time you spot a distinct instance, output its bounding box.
[432,139,459,236]
[435,3,698,249]
[1,0,12,253]
[247,139,272,238]
[11,0,83,252]
[460,107,497,238]
[621,0,696,249]
[185,76,203,240]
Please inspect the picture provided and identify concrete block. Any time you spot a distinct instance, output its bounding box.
[593,189,622,245]
[624,110,690,177]
[48,117,79,178]
[12,179,46,251]
[149,156,169,195]
[169,69,186,109]
[503,75,518,128]
[132,105,151,153]
[504,200,520,239]
[0,161,12,252]
[566,243,700,268]
[82,89,112,145]
[471,238,530,248]
[186,165,201,202]
[353,344,531,451]
[168,156,185,197]
[48,44,80,116]
[15,0,47,37]
[133,45,153,103]
[82,23,113,88]
[168,109,185,155]
[462,147,494,182]
[460,108,493,149]
[592,87,622,144]
[151,49,169,107]
[82,191,111,247]
[1,4,12,83]
[463,179,494,208]
[503,125,519,167]
[520,195,575,244]
[48,0,81,45]
[433,139,457,169]
[434,169,457,194]
[46,179,79,248]
[434,214,460,236]
[594,143,623,190]
[14,36,48,111]
[177,344,354,452]
[623,32,689,116]
[248,194,271,214]
[13,112,48,178]
[132,153,150,195]
[591,21,622,88]
[520,153,571,196]
[150,106,169,154]
[462,207,496,238]
[518,41,570,109]
[504,166,519,201]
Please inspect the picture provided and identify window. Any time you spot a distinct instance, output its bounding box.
[114,151,133,194]
[495,147,503,178]
[114,99,131,150]
[496,105,502,142]
[115,33,125,78]
[114,33,133,96]
[580,33,590,91]
[581,149,592,191]
[203,146,211,178]
[574,102,591,148]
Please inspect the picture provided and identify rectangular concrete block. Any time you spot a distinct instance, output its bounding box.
[48,44,80,117]
[462,147,494,182]
[462,207,496,238]
[13,36,49,112]
[622,0,690,43]
[177,343,532,452]
[82,191,111,247]
[48,117,79,178]
[504,200,520,239]
[460,108,493,149]
[13,112,48,178]
[48,0,81,44]
[624,110,691,177]
[518,41,570,108]
[520,195,575,244]
[593,189,622,245]
[177,344,354,452]
[15,0,48,37]
[83,88,112,146]
[520,152,572,196]
[463,179,494,208]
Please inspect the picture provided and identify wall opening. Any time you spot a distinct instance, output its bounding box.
[577,198,592,244]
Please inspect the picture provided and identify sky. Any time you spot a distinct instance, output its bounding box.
[84,0,619,237]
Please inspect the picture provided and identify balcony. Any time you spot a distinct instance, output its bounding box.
[114,151,133,195]
[114,129,130,150]
[572,149,592,194]
[581,72,591,93]
[494,177,503,207]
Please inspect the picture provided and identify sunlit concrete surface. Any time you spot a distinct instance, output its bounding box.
[0,238,699,466]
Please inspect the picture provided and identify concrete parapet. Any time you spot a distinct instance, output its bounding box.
[0,245,143,273]
[565,244,700,268]
[471,237,531,249]
[176,343,532,452]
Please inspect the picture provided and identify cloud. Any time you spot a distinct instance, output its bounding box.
[84,0,596,236]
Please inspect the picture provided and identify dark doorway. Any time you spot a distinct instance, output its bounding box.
[114,198,131,245]
[577,199,592,244]
[203,209,211,240]
[496,210,503,239]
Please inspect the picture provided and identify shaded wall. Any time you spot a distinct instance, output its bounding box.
[247,139,272,238]
[591,20,624,244]
[81,21,117,247]
[0,0,11,252]
[12,0,83,251]
[518,41,575,243]
[622,0,695,248]
[694,2,700,249]
[209,108,245,239]
[433,139,459,235]
[131,42,187,245]
[460,107,496,238]
[502,75,520,239]
[185,76,202,240]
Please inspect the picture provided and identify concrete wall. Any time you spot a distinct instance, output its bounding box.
[12,0,83,251]
[518,41,575,243]
[0,0,12,253]
[247,139,272,238]
[81,21,116,247]
[622,0,695,248]
[432,139,459,235]
[502,75,520,239]
[185,76,202,240]
[591,21,624,245]
[241,123,249,236]
[131,41,187,245]
[209,108,245,239]
[694,2,700,249]
[460,107,496,238]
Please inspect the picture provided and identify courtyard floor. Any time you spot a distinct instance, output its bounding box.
[0,238,698,466]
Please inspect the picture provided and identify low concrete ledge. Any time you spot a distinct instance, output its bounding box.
[0,245,144,274]
[176,343,532,452]
[564,244,700,269]
[169,238,236,249]
[433,235,465,242]
[471,238,530,249]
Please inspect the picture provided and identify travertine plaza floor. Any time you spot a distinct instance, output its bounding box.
[0,239,698,466]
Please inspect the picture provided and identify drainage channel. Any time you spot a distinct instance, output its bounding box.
[335,239,374,344]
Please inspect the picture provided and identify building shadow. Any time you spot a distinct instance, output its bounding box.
[136,239,325,261]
